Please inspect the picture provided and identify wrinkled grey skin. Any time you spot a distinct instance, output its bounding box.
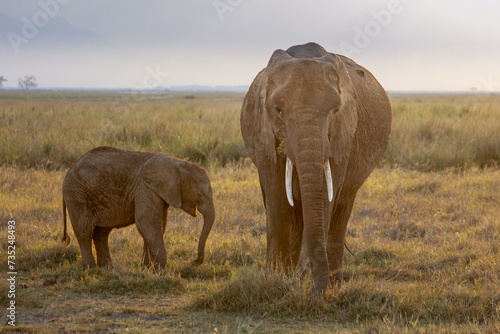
[240,43,392,296]
[62,146,215,271]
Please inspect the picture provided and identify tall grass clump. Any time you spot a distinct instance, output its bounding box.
[192,267,322,317]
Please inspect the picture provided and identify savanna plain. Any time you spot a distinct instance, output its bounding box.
[0,91,499,333]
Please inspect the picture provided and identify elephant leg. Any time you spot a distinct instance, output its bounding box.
[93,226,113,268]
[137,223,166,271]
[327,197,355,287]
[266,209,294,272]
[67,210,97,269]
[290,207,304,269]
[135,193,167,271]
[79,237,96,269]
[261,163,296,272]
[142,204,169,268]
[142,243,152,268]
[160,205,168,233]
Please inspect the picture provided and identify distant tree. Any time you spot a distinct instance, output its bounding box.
[0,76,7,87]
[18,75,38,90]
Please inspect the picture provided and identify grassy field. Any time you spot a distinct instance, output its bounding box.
[0,91,499,333]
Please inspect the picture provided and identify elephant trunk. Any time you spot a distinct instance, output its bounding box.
[194,201,215,265]
[290,132,330,296]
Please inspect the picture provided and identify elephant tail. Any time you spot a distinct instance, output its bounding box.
[60,197,71,249]
[344,242,357,259]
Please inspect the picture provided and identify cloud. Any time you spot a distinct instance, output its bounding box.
[1,1,499,90]
[1,12,118,54]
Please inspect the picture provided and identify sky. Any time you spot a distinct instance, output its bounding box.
[1,0,499,92]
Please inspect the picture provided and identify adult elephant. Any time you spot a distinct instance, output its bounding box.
[62,146,215,271]
[240,42,392,296]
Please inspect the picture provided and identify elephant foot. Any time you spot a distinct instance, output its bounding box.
[82,262,97,270]
[309,283,327,298]
[192,255,204,266]
[141,258,152,269]
[97,260,113,269]
[153,265,165,274]
[141,259,166,273]
[328,271,343,289]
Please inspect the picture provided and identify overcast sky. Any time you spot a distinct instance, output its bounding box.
[1,0,499,91]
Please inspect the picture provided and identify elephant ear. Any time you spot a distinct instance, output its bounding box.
[325,54,358,165]
[142,154,182,208]
[241,68,277,164]
[241,49,295,165]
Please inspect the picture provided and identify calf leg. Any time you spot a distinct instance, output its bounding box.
[142,204,169,268]
[136,192,167,271]
[93,226,113,268]
[66,208,97,269]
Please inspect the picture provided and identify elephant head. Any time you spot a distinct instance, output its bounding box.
[142,154,215,265]
[248,44,357,168]
[241,42,391,296]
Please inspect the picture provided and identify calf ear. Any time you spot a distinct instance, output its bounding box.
[142,155,182,208]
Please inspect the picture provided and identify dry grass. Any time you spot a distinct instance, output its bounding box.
[385,94,500,170]
[1,92,499,171]
[0,92,246,169]
[0,92,499,333]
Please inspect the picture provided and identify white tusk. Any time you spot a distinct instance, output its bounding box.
[324,160,333,202]
[285,157,294,207]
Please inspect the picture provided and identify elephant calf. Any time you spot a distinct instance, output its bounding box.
[61,146,215,270]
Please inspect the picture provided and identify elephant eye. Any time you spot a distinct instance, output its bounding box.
[274,105,283,116]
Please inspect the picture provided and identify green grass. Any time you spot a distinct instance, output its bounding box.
[0,92,499,332]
